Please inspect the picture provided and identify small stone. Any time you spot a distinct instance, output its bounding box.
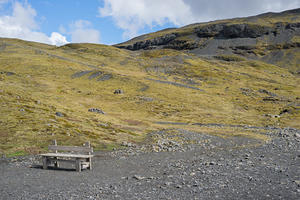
[133,175,145,180]
[114,89,123,94]
[5,72,15,76]
[165,182,172,186]
[19,108,25,112]
[294,133,300,138]
[55,112,64,117]
[139,96,154,102]
[98,123,108,127]
[88,108,105,114]
[175,184,182,188]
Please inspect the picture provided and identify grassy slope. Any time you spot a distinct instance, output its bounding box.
[0,38,299,156]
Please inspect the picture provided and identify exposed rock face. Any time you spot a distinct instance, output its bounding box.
[195,24,225,37]
[117,22,300,51]
[121,33,177,50]
[217,24,272,38]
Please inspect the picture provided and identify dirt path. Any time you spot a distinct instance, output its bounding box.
[1,128,299,200]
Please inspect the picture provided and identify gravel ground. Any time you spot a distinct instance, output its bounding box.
[0,127,299,200]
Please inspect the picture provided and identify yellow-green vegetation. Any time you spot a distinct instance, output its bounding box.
[0,37,299,156]
[291,36,300,43]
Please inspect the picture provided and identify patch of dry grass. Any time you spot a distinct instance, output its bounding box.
[0,38,299,156]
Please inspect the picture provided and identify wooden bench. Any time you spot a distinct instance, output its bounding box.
[40,140,93,172]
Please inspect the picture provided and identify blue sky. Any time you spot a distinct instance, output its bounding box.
[30,0,124,44]
[0,0,299,45]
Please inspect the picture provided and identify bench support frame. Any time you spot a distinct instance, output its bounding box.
[41,140,93,172]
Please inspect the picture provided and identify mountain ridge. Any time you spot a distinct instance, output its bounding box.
[115,8,300,73]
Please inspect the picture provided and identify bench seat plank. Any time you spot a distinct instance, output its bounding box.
[40,153,93,158]
[48,145,92,153]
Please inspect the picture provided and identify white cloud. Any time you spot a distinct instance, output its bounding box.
[184,0,300,22]
[69,20,100,43]
[0,1,68,46]
[98,0,300,40]
[99,0,195,39]
[49,32,68,46]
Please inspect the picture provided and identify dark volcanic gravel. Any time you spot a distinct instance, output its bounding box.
[0,127,299,200]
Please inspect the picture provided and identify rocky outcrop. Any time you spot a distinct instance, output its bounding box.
[116,22,300,51]
[195,23,226,37]
[195,23,273,39]
[197,22,300,39]
[119,33,177,50]
[164,40,198,50]
[218,24,273,38]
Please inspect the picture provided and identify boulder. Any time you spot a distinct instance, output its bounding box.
[88,108,105,114]
[55,112,64,117]
[114,89,123,94]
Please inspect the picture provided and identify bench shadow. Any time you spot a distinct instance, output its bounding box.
[30,164,77,172]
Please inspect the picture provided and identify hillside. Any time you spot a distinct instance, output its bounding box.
[0,9,300,157]
[116,8,300,73]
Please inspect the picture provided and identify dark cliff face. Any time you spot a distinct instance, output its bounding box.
[120,33,178,50]
[117,22,300,51]
[217,24,272,38]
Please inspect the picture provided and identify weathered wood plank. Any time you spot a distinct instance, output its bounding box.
[42,157,48,170]
[40,153,93,158]
[75,159,81,172]
[53,140,58,154]
[86,157,92,170]
[48,145,93,153]
[47,158,76,163]
[54,161,59,167]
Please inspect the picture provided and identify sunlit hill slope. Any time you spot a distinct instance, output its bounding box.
[0,8,299,156]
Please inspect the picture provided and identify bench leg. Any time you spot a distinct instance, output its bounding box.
[42,157,48,170]
[89,158,92,170]
[75,159,81,172]
[86,158,92,170]
[54,158,59,168]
